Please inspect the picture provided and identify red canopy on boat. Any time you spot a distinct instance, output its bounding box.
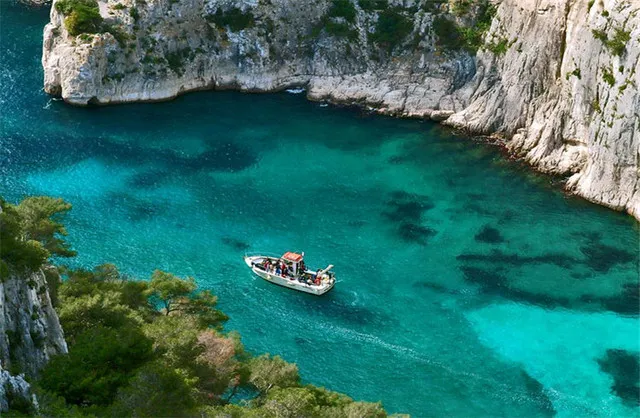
[282,252,303,262]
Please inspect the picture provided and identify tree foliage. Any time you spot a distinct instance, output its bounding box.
[247,354,300,395]
[206,7,255,32]
[15,200,390,416]
[148,269,228,328]
[56,0,104,37]
[110,361,197,417]
[36,263,390,417]
[0,197,75,280]
[0,194,392,416]
[39,325,153,406]
[369,10,413,52]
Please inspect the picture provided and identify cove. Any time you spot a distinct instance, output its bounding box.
[1,2,639,417]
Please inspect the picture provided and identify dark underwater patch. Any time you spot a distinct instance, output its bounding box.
[288,294,391,328]
[383,191,434,222]
[387,155,406,164]
[594,282,640,316]
[461,201,498,216]
[347,219,368,227]
[474,225,504,244]
[521,371,556,416]
[397,222,437,245]
[460,267,508,289]
[92,136,257,174]
[128,202,164,221]
[597,349,640,407]
[383,191,436,244]
[294,336,310,345]
[457,249,577,269]
[181,142,256,173]
[412,281,453,293]
[459,266,572,310]
[221,237,250,251]
[580,241,636,273]
[128,170,166,188]
[105,192,167,222]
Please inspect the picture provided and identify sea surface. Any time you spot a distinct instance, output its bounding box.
[1,2,639,417]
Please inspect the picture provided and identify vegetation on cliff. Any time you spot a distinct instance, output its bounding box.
[0,197,75,280]
[55,0,103,37]
[37,267,388,417]
[433,0,497,53]
[1,196,390,417]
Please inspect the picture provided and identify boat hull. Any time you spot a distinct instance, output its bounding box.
[244,256,335,296]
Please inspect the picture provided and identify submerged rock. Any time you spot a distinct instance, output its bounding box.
[597,349,640,407]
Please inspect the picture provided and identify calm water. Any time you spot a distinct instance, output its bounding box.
[2,3,639,416]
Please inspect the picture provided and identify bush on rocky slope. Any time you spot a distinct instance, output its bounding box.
[55,0,103,36]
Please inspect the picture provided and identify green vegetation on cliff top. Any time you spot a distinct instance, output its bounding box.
[1,196,391,417]
[55,0,103,37]
[0,197,75,280]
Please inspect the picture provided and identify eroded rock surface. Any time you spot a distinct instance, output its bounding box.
[0,268,67,412]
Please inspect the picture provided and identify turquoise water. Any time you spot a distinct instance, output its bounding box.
[2,2,639,416]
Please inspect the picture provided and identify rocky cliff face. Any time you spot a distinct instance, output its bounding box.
[0,268,67,412]
[41,0,639,219]
[446,0,639,219]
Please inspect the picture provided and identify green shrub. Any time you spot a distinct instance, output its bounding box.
[112,3,126,10]
[602,66,615,86]
[434,1,496,53]
[592,27,631,56]
[592,29,607,43]
[566,68,581,80]
[486,37,509,55]
[324,21,358,41]
[328,0,356,23]
[608,28,630,56]
[451,0,473,17]
[433,15,464,50]
[357,0,386,11]
[55,0,103,36]
[165,48,193,76]
[105,25,130,48]
[206,7,254,32]
[78,33,93,43]
[40,326,153,406]
[369,9,412,51]
[130,7,140,23]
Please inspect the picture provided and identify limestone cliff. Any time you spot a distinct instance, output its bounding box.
[41,0,639,218]
[0,268,68,412]
[446,0,639,219]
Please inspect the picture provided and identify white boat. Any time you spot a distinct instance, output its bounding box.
[244,251,336,295]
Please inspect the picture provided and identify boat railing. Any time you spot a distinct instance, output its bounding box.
[244,251,302,260]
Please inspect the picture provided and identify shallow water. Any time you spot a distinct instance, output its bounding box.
[1,2,639,416]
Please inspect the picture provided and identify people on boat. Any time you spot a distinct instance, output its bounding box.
[254,255,321,284]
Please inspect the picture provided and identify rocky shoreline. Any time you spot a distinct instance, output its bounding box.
[41,0,639,219]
